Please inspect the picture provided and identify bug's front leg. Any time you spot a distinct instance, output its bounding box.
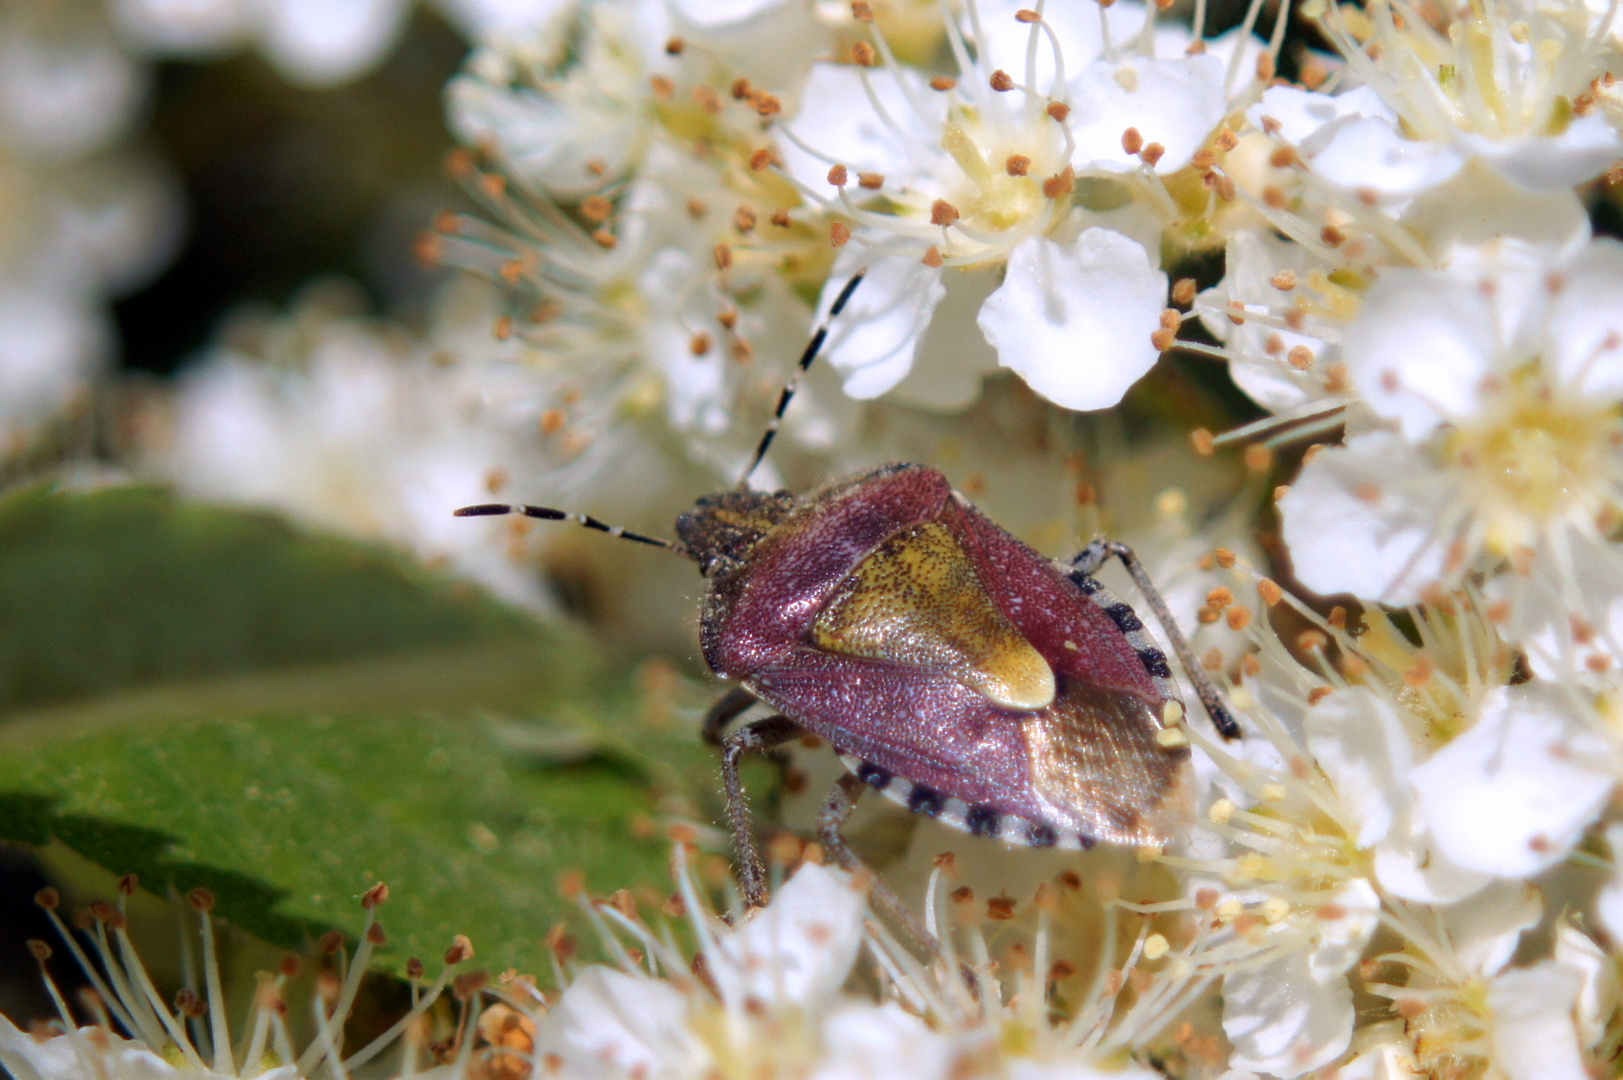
[702,686,761,746]
[818,774,938,952]
[719,714,803,908]
[1070,538,1241,740]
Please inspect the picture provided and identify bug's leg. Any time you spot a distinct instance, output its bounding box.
[1071,538,1242,740]
[818,774,939,953]
[720,716,804,908]
[703,686,762,747]
[706,685,800,789]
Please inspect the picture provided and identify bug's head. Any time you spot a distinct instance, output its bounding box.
[676,489,798,577]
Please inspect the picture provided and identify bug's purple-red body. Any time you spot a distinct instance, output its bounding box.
[677,462,1194,850]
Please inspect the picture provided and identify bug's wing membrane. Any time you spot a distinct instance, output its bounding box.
[1025,684,1194,845]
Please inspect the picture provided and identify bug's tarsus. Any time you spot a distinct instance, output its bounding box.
[737,270,867,489]
[452,502,692,556]
[818,774,939,952]
[1072,538,1242,741]
[718,715,803,908]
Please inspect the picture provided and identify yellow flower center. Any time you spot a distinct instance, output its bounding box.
[1450,379,1620,552]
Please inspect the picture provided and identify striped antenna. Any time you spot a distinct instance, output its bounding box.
[737,270,867,489]
[453,503,693,559]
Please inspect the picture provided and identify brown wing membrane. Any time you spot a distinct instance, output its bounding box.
[1024,683,1194,845]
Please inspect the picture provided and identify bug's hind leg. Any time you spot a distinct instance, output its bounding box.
[720,715,803,908]
[1070,538,1241,740]
[818,774,938,952]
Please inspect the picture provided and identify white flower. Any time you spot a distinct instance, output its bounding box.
[145,283,556,610]
[1372,883,1597,1080]
[777,0,1248,411]
[1194,228,1357,421]
[447,0,666,198]
[538,861,907,1079]
[5,882,467,1080]
[1298,0,1623,201]
[1217,880,1381,1077]
[1302,685,1492,904]
[0,1016,297,1080]
[1278,236,1623,627]
[1410,684,1616,880]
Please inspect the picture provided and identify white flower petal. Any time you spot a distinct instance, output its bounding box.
[780,62,935,191]
[0,1015,296,1080]
[1441,879,1543,976]
[819,249,946,401]
[1310,116,1465,198]
[533,966,699,1080]
[1302,687,1413,849]
[971,0,1133,90]
[0,12,146,159]
[446,5,654,197]
[1066,54,1227,174]
[1246,84,1394,154]
[1277,434,1449,606]
[1405,163,1590,257]
[642,250,734,435]
[1371,815,1493,904]
[1554,924,1620,1051]
[978,229,1165,411]
[1342,269,1499,439]
[0,288,108,428]
[669,0,827,90]
[1330,1040,1424,1080]
[1544,238,1623,400]
[809,1003,955,1080]
[1411,685,1615,879]
[670,0,794,26]
[261,0,407,85]
[1307,879,1382,982]
[1459,115,1623,192]
[1197,231,1341,413]
[1436,238,1558,361]
[883,268,1000,412]
[1488,962,1590,1080]
[711,862,867,1007]
[1222,950,1354,1079]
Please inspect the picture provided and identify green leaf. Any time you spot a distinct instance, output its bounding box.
[0,485,535,714]
[0,705,703,977]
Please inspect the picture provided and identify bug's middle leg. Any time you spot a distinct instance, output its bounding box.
[819,773,939,952]
[719,714,803,908]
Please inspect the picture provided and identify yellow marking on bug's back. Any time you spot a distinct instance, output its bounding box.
[812,521,1056,711]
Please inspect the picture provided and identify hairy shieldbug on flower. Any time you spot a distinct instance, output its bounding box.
[458,272,1238,933]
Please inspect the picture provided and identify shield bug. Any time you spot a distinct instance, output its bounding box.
[458,272,1238,933]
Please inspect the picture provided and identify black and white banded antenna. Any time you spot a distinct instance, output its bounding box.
[452,502,695,559]
[736,270,867,489]
[454,269,866,547]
